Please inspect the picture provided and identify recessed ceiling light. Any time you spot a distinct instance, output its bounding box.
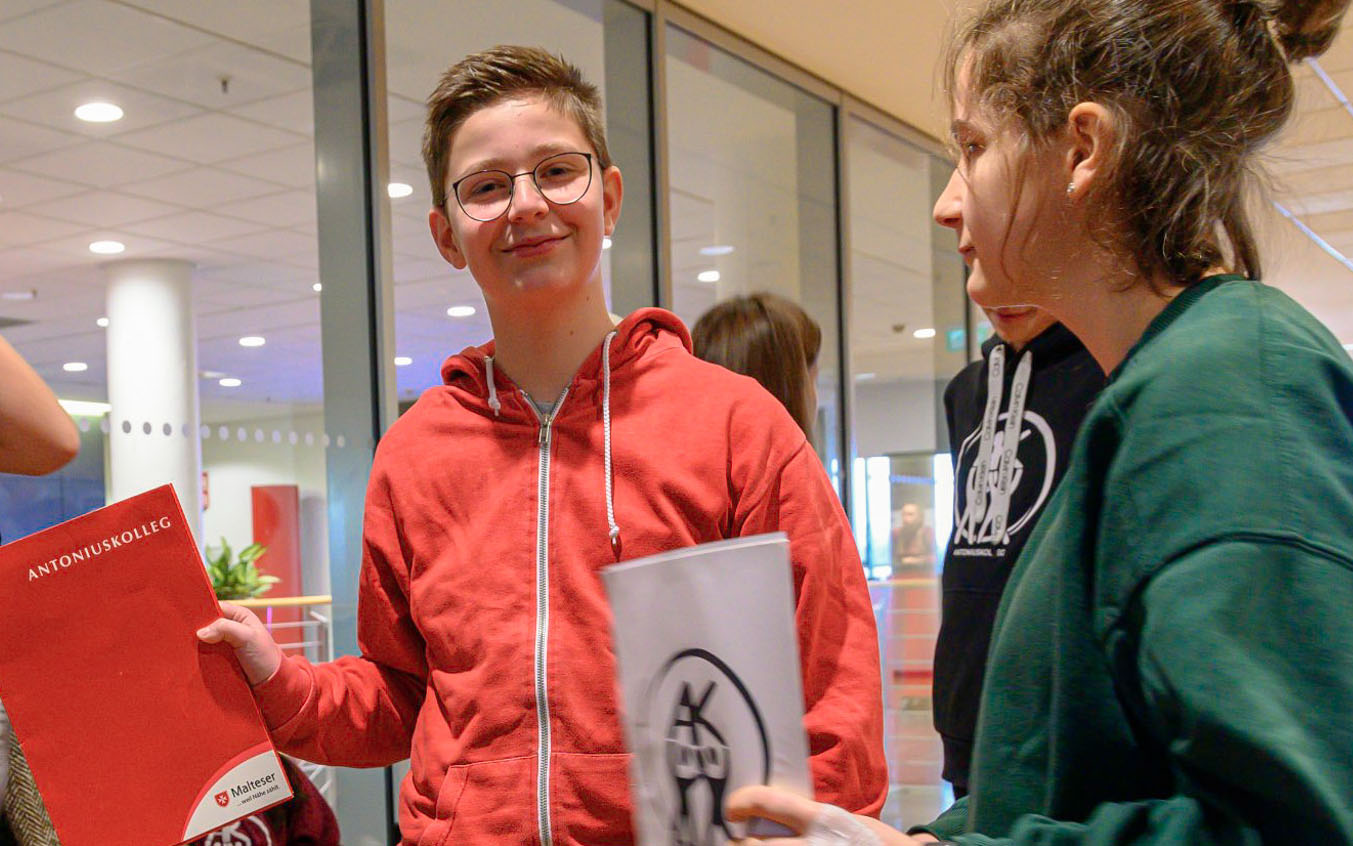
[219,377,242,388]
[447,305,476,318]
[697,270,720,283]
[62,362,88,372]
[387,182,413,198]
[1344,342,1353,352]
[199,370,225,380]
[0,290,35,301]
[96,316,109,327]
[74,101,123,123]
[238,336,265,347]
[89,240,125,255]
[699,245,735,256]
[602,236,613,250]
[913,327,937,340]
[312,282,323,292]
[855,372,877,381]
[58,399,110,416]
[394,356,413,366]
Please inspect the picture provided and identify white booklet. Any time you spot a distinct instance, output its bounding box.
[603,532,810,845]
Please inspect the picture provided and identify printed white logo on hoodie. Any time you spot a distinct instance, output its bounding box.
[952,409,1056,548]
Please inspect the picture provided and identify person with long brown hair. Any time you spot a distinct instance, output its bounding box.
[692,292,822,440]
[727,0,1353,843]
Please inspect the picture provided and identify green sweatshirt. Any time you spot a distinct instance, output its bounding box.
[923,276,1353,844]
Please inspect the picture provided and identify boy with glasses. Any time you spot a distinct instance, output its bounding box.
[199,46,885,844]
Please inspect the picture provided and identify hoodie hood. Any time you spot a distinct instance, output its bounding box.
[979,320,1083,367]
[438,307,692,416]
[435,307,693,556]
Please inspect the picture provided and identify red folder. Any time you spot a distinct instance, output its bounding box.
[0,485,292,845]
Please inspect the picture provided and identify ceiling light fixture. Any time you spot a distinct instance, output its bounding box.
[62,362,89,372]
[97,316,109,327]
[697,270,720,283]
[0,290,35,301]
[855,372,877,381]
[312,282,323,292]
[699,245,735,256]
[218,377,242,388]
[447,305,476,318]
[74,101,123,123]
[89,240,125,255]
[913,328,937,340]
[387,182,413,199]
[394,356,413,366]
[238,336,265,348]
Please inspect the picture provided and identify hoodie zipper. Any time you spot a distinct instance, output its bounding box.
[526,388,567,846]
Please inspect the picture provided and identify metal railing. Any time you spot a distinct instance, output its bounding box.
[233,595,336,806]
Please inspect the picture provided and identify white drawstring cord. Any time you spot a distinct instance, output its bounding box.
[485,355,502,416]
[601,330,620,555]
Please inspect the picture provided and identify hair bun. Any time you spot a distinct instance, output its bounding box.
[1271,0,1351,60]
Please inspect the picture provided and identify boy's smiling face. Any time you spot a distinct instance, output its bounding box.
[429,95,622,307]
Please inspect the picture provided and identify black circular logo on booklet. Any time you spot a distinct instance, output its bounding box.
[642,648,770,846]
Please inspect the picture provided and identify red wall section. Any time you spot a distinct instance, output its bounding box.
[251,485,303,645]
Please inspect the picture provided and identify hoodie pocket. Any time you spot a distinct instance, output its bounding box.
[550,751,635,845]
[424,756,535,846]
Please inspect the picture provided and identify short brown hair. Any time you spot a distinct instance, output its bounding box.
[947,0,1350,288]
[422,45,613,208]
[692,293,822,438]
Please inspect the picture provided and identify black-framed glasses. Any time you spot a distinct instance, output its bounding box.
[450,151,594,222]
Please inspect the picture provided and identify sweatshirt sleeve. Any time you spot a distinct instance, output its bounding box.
[943,538,1353,845]
[733,431,888,817]
[251,461,426,767]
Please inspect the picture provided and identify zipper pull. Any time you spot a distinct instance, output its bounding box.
[538,415,551,446]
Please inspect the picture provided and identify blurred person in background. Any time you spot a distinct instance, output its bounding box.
[692,292,821,440]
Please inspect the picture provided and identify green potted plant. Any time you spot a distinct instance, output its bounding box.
[204,537,281,600]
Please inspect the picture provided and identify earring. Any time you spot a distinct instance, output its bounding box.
[1066,181,1076,196]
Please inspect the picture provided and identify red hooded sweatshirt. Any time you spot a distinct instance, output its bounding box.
[253,308,886,844]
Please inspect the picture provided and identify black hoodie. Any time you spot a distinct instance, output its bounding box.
[933,322,1103,793]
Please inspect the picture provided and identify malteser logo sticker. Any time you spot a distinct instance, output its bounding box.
[214,791,229,808]
[644,648,769,846]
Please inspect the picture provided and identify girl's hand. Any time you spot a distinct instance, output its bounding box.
[726,784,929,845]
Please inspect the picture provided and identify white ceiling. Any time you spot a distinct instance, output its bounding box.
[1,0,1351,421]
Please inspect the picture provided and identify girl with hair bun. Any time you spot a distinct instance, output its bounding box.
[727,0,1353,843]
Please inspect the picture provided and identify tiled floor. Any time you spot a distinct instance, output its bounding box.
[871,578,953,831]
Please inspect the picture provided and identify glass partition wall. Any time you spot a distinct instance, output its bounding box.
[664,23,844,487]
[844,112,969,827]
[0,0,346,826]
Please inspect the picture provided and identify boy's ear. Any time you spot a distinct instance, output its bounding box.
[601,165,623,237]
[1065,102,1114,201]
[429,205,468,269]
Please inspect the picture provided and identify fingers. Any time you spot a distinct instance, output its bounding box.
[216,601,256,623]
[726,784,818,830]
[195,617,258,648]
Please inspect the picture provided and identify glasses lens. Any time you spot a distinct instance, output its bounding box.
[457,171,512,221]
[533,153,592,205]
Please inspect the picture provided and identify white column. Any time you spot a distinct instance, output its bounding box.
[104,259,203,541]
